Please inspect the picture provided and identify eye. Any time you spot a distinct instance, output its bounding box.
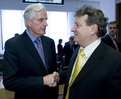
[77,24,79,27]
[38,18,47,22]
[38,19,44,22]
[109,27,117,29]
[76,23,80,27]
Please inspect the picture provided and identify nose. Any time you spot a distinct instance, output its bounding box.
[71,26,75,32]
[44,20,48,26]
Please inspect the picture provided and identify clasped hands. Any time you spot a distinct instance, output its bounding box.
[43,72,59,87]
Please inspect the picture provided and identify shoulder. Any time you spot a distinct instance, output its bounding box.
[63,44,70,50]
[5,31,26,45]
[5,35,21,45]
[102,34,108,39]
[100,41,121,56]
[41,36,54,42]
[101,34,112,43]
[41,36,55,47]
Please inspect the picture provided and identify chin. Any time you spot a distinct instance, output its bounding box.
[41,32,45,35]
[74,38,77,42]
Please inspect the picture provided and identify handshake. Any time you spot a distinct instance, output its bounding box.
[43,72,60,87]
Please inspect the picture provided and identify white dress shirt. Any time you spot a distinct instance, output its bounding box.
[68,38,101,85]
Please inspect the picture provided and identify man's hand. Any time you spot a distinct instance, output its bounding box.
[49,72,60,87]
[43,72,60,87]
[53,71,60,83]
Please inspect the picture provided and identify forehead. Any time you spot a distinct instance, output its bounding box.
[34,10,47,17]
[75,15,88,23]
[109,23,117,27]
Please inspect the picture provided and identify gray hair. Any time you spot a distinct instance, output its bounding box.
[23,3,46,28]
[75,5,108,37]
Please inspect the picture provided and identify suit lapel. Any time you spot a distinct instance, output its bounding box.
[70,42,104,87]
[106,35,116,49]
[66,46,80,84]
[22,32,45,69]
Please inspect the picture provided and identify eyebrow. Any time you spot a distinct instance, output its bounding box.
[109,27,117,29]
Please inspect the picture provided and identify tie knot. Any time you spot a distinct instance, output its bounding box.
[35,38,40,44]
[80,49,85,57]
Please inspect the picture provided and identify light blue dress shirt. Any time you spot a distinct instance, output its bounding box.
[26,29,44,51]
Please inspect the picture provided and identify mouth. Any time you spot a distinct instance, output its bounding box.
[41,27,46,31]
[74,33,78,37]
[111,31,114,33]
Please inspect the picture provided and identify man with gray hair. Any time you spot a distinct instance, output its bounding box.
[3,3,58,99]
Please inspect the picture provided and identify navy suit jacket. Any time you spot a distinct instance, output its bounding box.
[3,31,58,99]
[58,43,79,66]
[59,41,121,99]
[57,43,63,56]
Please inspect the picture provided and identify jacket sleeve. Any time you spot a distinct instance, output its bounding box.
[3,39,44,92]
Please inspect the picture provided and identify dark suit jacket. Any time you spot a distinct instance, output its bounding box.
[58,43,79,66]
[102,34,119,51]
[3,31,58,99]
[59,41,121,99]
[57,43,63,56]
[118,41,121,52]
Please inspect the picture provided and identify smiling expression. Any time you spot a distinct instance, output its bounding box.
[71,15,94,47]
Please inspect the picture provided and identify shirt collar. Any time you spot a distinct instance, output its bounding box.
[26,29,42,43]
[108,33,114,41]
[79,38,101,58]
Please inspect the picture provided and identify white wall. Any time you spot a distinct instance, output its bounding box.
[0,0,116,21]
[0,0,99,11]
[0,0,116,54]
[100,0,116,22]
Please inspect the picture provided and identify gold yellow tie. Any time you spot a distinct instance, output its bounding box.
[65,49,85,99]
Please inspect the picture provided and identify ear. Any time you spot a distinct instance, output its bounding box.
[26,19,32,27]
[91,24,98,35]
